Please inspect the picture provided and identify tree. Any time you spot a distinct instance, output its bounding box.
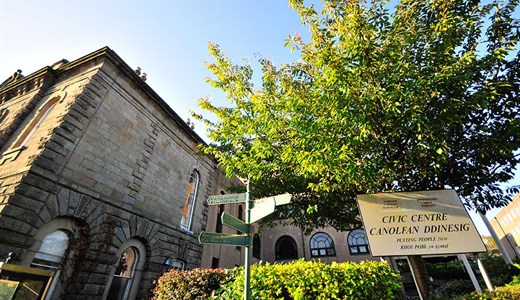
[195,0,519,296]
[195,0,519,228]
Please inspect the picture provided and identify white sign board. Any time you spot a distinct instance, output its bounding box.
[356,190,486,256]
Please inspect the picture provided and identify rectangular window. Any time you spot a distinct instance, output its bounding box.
[211,257,219,269]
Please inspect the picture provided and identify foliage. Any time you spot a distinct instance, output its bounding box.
[438,279,476,298]
[152,268,233,300]
[216,259,402,300]
[194,0,520,231]
[509,263,520,285]
[461,284,520,299]
[478,254,520,286]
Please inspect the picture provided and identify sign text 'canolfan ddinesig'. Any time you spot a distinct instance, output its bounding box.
[356,190,486,256]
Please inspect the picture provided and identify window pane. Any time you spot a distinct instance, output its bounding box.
[172,260,185,270]
[34,230,69,264]
[310,232,335,258]
[347,229,369,255]
[114,248,138,278]
[109,247,139,300]
[180,171,199,230]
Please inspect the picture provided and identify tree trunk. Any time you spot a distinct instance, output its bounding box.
[407,255,430,299]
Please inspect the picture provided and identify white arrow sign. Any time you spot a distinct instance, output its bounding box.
[250,193,291,223]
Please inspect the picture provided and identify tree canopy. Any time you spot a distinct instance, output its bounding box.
[194,0,520,231]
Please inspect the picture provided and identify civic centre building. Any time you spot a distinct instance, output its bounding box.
[0,47,238,299]
[1,47,496,300]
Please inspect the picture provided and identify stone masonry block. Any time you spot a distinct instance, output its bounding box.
[0,213,33,235]
[67,190,81,215]
[17,183,49,202]
[62,114,85,131]
[45,193,59,218]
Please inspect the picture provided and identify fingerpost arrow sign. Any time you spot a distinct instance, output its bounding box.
[207,193,247,205]
[222,212,251,233]
[198,232,250,246]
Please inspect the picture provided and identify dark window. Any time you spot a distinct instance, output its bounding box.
[211,257,219,269]
[238,205,243,220]
[216,205,224,233]
[310,232,336,258]
[253,234,261,259]
[275,235,298,260]
[237,205,244,235]
[347,229,370,255]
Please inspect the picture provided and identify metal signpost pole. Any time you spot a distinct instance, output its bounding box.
[244,178,251,300]
[199,187,291,300]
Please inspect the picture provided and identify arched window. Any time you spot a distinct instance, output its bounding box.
[275,235,298,261]
[23,217,84,300]
[31,229,71,299]
[180,170,200,230]
[253,234,261,259]
[310,232,336,258]
[31,230,70,269]
[105,239,146,300]
[13,95,60,148]
[171,259,185,270]
[163,257,185,270]
[347,229,370,255]
[107,247,139,300]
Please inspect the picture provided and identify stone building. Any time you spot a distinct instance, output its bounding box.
[489,193,520,259]
[201,201,375,268]
[0,47,237,299]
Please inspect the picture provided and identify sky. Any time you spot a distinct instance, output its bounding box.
[0,0,518,236]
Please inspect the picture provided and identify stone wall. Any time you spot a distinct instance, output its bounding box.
[0,47,232,299]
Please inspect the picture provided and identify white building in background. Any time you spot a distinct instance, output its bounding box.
[490,193,520,259]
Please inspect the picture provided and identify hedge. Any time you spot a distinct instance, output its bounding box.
[461,285,520,300]
[217,260,402,300]
[152,260,401,300]
[153,260,400,300]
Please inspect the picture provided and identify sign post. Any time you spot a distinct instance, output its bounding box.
[244,179,252,300]
[199,186,291,300]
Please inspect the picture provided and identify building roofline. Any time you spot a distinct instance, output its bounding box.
[55,46,207,146]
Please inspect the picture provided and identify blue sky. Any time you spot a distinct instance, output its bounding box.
[1,0,518,234]
[0,0,307,127]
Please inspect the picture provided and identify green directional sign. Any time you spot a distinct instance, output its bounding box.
[198,232,251,246]
[222,212,251,233]
[207,193,247,205]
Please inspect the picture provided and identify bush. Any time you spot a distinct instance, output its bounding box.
[508,263,520,286]
[153,260,400,300]
[461,285,520,300]
[217,259,402,300]
[152,268,232,300]
[477,255,520,286]
[438,279,475,298]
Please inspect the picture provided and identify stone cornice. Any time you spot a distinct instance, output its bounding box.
[0,67,55,104]
[54,46,209,147]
